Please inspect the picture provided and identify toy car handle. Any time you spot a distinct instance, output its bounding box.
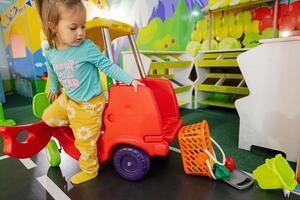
[204,137,226,180]
[101,27,146,79]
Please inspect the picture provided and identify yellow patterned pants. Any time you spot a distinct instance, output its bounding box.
[42,92,105,174]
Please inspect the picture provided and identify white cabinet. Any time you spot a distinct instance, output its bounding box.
[236,36,300,162]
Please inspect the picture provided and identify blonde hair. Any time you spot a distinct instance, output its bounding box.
[35,0,85,48]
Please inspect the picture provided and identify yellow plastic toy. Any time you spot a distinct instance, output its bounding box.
[253,154,297,197]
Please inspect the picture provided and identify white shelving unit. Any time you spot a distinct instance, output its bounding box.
[194,48,249,109]
[122,51,194,109]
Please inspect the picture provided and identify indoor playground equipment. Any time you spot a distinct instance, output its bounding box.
[253,154,297,197]
[0,18,183,181]
[194,49,249,109]
[178,120,254,190]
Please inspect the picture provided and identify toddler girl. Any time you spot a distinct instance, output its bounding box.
[35,0,144,184]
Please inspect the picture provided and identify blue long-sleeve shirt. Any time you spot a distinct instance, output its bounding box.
[44,39,133,102]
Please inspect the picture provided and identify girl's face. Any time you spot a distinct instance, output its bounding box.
[54,6,87,49]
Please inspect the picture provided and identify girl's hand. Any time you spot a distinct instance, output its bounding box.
[131,80,145,92]
[47,92,59,103]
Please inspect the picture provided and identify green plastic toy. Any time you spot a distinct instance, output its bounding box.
[45,140,61,167]
[32,92,61,167]
[32,92,50,118]
[214,163,231,180]
[0,103,16,126]
[253,154,297,197]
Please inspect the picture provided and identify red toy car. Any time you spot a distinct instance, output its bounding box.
[0,18,183,181]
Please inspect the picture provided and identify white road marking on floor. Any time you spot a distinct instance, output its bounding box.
[170,146,181,154]
[292,190,300,196]
[0,155,9,160]
[37,175,71,200]
[19,158,37,169]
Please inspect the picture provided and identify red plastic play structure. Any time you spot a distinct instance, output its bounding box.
[0,18,183,181]
[0,78,182,170]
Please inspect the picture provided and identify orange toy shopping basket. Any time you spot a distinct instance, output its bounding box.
[178,120,225,179]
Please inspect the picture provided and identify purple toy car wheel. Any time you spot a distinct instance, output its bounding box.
[113,145,150,181]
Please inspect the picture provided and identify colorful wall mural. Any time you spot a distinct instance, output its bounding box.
[186,0,300,56]
[102,0,207,63]
[136,0,204,51]
[0,0,207,99]
[0,0,45,97]
[0,0,299,99]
